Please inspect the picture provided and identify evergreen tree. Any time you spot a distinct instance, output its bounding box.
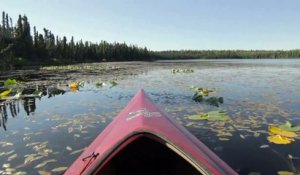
[4,11,300,70]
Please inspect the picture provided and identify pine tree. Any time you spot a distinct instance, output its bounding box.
[22,15,33,59]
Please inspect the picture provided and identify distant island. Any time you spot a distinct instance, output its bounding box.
[1,11,300,70]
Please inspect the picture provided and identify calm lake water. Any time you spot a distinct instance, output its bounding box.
[1,59,300,174]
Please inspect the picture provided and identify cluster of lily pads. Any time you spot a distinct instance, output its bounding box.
[267,122,300,145]
[40,64,120,71]
[0,79,71,103]
[181,86,300,174]
[94,80,118,88]
[171,68,194,73]
[189,86,224,107]
[0,78,117,102]
[187,110,230,121]
[0,79,44,102]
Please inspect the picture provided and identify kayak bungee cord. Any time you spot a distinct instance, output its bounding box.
[80,152,99,175]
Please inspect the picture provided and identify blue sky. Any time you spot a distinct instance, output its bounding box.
[1,0,300,50]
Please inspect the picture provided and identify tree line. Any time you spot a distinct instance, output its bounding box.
[1,11,299,70]
[155,50,300,60]
[0,11,151,70]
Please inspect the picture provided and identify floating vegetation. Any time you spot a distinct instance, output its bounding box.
[218,138,230,141]
[32,141,49,152]
[171,68,194,73]
[4,150,15,156]
[2,163,10,168]
[259,145,269,149]
[268,125,297,138]
[279,121,300,132]
[7,153,17,161]
[74,134,80,138]
[109,80,118,88]
[189,86,223,107]
[0,78,63,105]
[267,125,297,144]
[187,111,230,121]
[51,167,68,172]
[70,148,85,155]
[38,171,52,175]
[38,148,53,156]
[12,171,27,175]
[267,135,295,144]
[48,88,65,98]
[24,154,43,165]
[205,97,224,107]
[0,89,12,98]
[3,167,17,173]
[68,127,74,133]
[189,86,214,96]
[66,146,72,151]
[0,142,14,147]
[95,82,104,88]
[4,79,18,87]
[34,159,57,169]
[40,64,120,71]
[277,171,294,175]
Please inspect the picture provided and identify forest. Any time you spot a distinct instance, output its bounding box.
[0,11,151,70]
[155,49,300,60]
[1,11,300,70]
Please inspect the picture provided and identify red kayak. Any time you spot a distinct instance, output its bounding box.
[65,89,237,175]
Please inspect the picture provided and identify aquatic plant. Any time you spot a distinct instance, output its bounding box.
[190,86,223,107]
[267,135,294,144]
[279,121,300,132]
[171,68,194,73]
[109,80,118,88]
[187,110,230,121]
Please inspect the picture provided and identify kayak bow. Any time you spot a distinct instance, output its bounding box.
[65,89,237,175]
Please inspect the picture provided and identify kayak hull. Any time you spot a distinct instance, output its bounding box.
[65,89,237,175]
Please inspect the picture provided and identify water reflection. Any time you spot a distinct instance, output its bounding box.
[0,103,8,130]
[0,99,34,130]
[0,87,67,130]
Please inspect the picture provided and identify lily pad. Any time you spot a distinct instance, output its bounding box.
[205,97,224,107]
[267,135,294,144]
[51,167,68,172]
[269,125,297,138]
[4,79,18,87]
[187,111,230,121]
[279,121,300,132]
[189,87,214,96]
[172,69,194,73]
[192,93,203,102]
[34,159,56,169]
[277,171,295,175]
[95,82,104,88]
[109,80,118,87]
[0,89,12,97]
